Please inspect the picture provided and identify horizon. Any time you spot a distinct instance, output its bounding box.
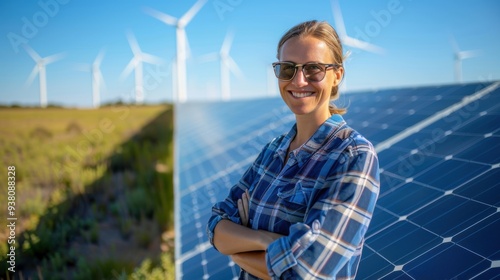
[1,0,499,108]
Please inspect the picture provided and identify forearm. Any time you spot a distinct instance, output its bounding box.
[231,251,271,280]
[213,220,265,254]
[213,219,283,255]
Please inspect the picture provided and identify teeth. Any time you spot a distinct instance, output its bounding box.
[291,91,313,98]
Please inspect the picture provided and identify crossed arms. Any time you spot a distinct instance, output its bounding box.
[213,190,283,279]
[208,144,380,279]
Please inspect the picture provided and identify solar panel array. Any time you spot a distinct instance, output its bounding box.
[175,81,500,279]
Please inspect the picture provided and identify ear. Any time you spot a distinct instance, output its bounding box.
[333,66,344,86]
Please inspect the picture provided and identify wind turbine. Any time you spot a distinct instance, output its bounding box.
[24,45,65,108]
[76,49,105,108]
[450,36,480,83]
[144,0,208,103]
[330,0,384,54]
[121,32,163,104]
[199,31,243,101]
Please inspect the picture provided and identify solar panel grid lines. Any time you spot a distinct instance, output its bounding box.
[177,102,293,172]
[176,81,500,279]
[357,83,500,279]
[374,82,500,153]
[179,112,293,173]
[175,99,296,279]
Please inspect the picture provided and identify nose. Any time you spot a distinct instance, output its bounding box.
[291,67,308,87]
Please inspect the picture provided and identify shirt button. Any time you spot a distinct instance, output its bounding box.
[313,220,320,231]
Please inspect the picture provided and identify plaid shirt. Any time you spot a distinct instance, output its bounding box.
[207,114,380,279]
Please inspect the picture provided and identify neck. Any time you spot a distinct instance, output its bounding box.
[293,111,331,147]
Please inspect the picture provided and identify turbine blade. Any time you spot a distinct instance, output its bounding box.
[98,71,107,91]
[331,0,384,54]
[459,50,480,59]
[198,52,218,63]
[23,44,42,61]
[343,50,352,61]
[226,57,244,80]
[141,53,164,65]
[94,48,106,67]
[331,0,347,36]
[343,36,385,54]
[120,59,136,80]
[143,6,178,26]
[221,31,234,55]
[127,31,141,55]
[25,65,39,86]
[449,35,460,53]
[180,0,208,26]
[43,52,66,64]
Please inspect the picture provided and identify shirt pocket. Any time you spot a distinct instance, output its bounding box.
[277,182,313,223]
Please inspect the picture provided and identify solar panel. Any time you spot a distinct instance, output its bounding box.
[175,81,500,279]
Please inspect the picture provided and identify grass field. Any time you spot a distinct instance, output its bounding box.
[0,105,175,279]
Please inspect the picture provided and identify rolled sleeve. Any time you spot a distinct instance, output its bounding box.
[206,186,246,250]
[207,143,271,250]
[206,209,231,247]
[266,220,321,277]
[265,147,380,279]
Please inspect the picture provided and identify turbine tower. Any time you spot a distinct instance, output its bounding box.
[24,45,65,108]
[200,31,243,101]
[451,36,480,83]
[121,32,163,104]
[144,0,208,103]
[331,0,384,54]
[76,49,105,108]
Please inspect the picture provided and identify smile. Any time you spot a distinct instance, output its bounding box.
[290,91,314,98]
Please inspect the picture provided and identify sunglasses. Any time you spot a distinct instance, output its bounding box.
[272,62,342,82]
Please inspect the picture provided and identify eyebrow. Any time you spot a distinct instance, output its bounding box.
[279,61,325,64]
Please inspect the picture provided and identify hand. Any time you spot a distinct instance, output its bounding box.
[238,189,250,227]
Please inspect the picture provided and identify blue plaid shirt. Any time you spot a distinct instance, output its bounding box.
[207,114,380,279]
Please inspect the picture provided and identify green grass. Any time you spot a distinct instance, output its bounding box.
[0,104,175,279]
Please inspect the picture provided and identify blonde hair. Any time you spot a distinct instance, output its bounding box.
[277,20,346,115]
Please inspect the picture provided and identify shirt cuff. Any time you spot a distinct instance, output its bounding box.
[206,215,224,248]
[265,220,321,277]
[266,237,296,277]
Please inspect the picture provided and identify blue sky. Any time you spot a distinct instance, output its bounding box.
[1,0,499,107]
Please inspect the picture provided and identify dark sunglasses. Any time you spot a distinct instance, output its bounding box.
[272,62,342,82]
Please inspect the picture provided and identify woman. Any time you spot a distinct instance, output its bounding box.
[207,20,380,279]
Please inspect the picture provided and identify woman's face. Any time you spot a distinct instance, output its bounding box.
[278,36,343,119]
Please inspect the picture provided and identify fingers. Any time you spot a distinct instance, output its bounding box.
[242,190,249,219]
[238,190,250,227]
[238,199,247,226]
[238,198,248,226]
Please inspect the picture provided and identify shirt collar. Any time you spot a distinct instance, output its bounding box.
[276,114,346,167]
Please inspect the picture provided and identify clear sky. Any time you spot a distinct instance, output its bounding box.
[1,0,499,107]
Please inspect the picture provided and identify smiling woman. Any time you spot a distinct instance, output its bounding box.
[207,20,380,280]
